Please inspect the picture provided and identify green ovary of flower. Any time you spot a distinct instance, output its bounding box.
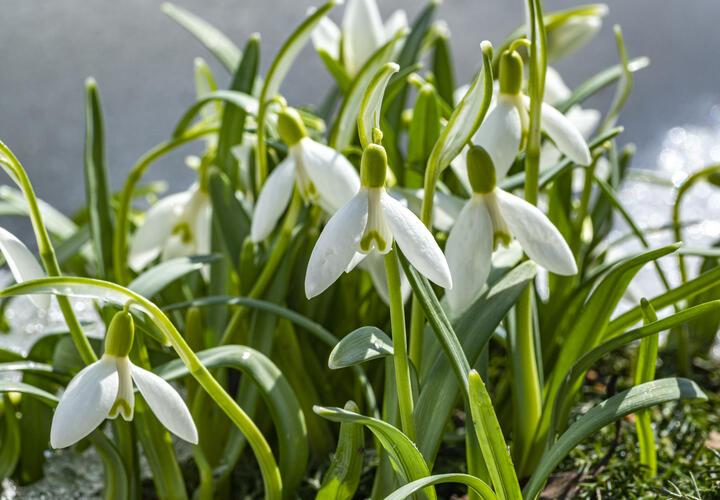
[499,49,524,95]
[104,311,135,358]
[466,145,497,194]
[360,144,387,188]
[277,108,307,146]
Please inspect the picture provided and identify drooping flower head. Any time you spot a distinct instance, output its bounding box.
[451,47,592,190]
[250,106,360,242]
[445,146,577,314]
[129,181,211,273]
[50,308,198,448]
[305,136,451,299]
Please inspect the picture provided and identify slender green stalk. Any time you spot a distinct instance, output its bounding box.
[113,283,284,498]
[513,287,542,471]
[634,299,658,477]
[384,247,416,442]
[220,187,303,345]
[0,141,96,365]
[512,0,547,476]
[112,126,219,285]
[408,298,425,370]
[671,161,696,376]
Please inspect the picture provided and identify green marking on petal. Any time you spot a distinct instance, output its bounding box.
[109,398,133,420]
[360,230,387,253]
[171,222,193,243]
[493,230,512,249]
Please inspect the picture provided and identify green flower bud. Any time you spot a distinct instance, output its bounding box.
[498,50,523,95]
[277,108,307,146]
[466,145,496,194]
[361,144,388,188]
[104,310,135,358]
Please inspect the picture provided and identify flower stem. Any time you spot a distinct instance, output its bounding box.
[106,283,283,499]
[220,187,303,345]
[513,286,542,471]
[0,141,97,365]
[112,126,218,286]
[384,247,416,442]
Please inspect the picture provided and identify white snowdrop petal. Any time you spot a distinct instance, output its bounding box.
[250,155,296,242]
[0,226,49,309]
[495,189,577,275]
[305,192,369,298]
[449,144,471,192]
[342,0,385,76]
[522,97,592,166]
[346,251,367,273]
[379,192,452,288]
[543,67,571,106]
[566,105,601,139]
[360,251,411,305]
[445,198,494,314]
[130,363,198,444]
[311,15,341,60]
[129,190,191,272]
[50,357,119,449]
[473,96,522,180]
[300,139,360,213]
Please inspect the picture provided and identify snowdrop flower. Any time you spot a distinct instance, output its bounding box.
[445,146,577,314]
[311,0,408,77]
[546,5,608,61]
[451,49,592,190]
[50,309,198,448]
[305,140,451,298]
[0,226,49,309]
[129,183,211,272]
[251,107,360,242]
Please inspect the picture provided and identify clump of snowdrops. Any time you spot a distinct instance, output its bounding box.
[0,0,719,499]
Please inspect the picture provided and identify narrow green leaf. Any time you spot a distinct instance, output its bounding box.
[556,56,649,114]
[542,244,680,413]
[84,78,114,280]
[429,41,493,173]
[0,380,58,406]
[314,405,437,500]
[414,262,537,466]
[634,300,659,476]
[173,90,258,138]
[0,186,77,239]
[357,62,399,149]
[607,265,720,335]
[468,371,521,500]
[193,57,221,123]
[317,49,352,93]
[0,396,21,480]
[385,473,497,500]
[155,345,308,493]
[316,401,364,500]
[384,0,439,132]
[524,378,707,500]
[432,26,455,107]
[328,326,394,369]
[407,84,441,168]
[162,2,241,72]
[207,167,251,267]
[255,1,335,189]
[128,254,218,298]
[216,34,260,189]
